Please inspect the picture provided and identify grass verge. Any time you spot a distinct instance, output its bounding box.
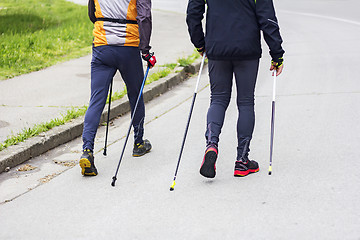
[177,51,200,67]
[0,0,93,80]
[0,106,87,151]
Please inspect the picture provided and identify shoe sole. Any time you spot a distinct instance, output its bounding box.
[234,168,259,177]
[132,148,151,157]
[200,150,217,178]
[79,158,97,176]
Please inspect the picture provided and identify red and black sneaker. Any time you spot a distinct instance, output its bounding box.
[234,159,259,177]
[200,144,218,178]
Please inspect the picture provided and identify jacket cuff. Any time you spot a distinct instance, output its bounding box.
[270,51,285,62]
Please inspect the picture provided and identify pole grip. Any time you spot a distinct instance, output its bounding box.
[272,70,277,101]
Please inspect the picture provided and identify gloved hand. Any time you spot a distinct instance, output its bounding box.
[271,57,283,69]
[196,46,205,56]
[270,57,284,76]
[142,52,157,68]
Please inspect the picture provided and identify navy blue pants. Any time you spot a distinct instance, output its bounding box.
[82,46,145,151]
[206,59,259,161]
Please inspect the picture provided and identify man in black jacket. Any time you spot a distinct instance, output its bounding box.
[186,0,284,178]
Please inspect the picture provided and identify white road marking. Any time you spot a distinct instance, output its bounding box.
[280,10,360,27]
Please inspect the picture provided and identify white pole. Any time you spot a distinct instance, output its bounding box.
[194,54,206,94]
[272,70,277,101]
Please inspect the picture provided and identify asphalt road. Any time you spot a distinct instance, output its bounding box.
[1,0,360,239]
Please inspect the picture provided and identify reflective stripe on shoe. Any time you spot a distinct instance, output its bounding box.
[133,139,152,157]
[234,168,259,177]
[234,160,259,177]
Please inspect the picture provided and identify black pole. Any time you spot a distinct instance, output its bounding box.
[170,93,197,190]
[169,54,206,191]
[103,80,113,156]
[111,67,150,187]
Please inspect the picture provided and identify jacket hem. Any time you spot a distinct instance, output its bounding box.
[207,55,261,61]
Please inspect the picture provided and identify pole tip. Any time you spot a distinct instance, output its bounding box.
[268,166,272,175]
[103,149,107,156]
[111,176,117,187]
[169,181,176,191]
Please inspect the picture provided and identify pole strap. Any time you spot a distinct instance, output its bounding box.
[96,18,138,24]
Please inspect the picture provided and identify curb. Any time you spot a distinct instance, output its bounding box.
[0,60,204,174]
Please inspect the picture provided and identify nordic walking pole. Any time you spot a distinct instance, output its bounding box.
[170,54,206,191]
[268,70,277,175]
[103,79,113,156]
[111,66,150,187]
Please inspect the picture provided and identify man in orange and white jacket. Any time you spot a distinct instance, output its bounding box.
[80,0,156,176]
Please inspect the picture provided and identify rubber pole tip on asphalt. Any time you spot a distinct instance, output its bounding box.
[170,180,176,191]
[111,177,117,187]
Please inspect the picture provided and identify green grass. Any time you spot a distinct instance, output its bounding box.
[147,68,172,84]
[177,51,200,67]
[106,88,127,104]
[159,63,177,70]
[0,0,93,80]
[0,106,87,151]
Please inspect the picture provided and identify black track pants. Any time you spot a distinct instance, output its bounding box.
[205,59,259,160]
[82,46,145,151]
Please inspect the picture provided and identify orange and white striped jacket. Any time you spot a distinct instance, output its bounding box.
[88,0,152,54]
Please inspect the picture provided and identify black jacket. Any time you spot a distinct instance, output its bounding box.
[186,0,284,61]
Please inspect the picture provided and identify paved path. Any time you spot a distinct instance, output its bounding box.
[1,0,360,239]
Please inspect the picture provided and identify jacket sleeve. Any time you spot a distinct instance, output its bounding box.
[255,0,285,61]
[88,0,96,24]
[186,0,206,49]
[137,0,152,54]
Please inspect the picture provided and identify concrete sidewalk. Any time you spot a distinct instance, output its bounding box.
[0,9,195,172]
